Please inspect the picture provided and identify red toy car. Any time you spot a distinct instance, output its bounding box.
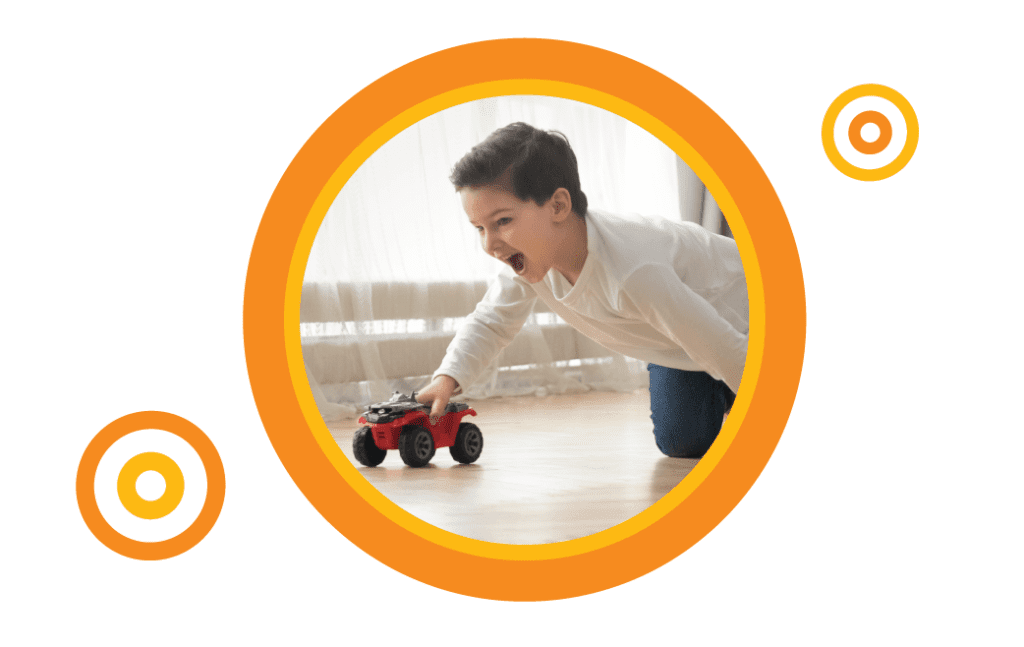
[353,392,482,468]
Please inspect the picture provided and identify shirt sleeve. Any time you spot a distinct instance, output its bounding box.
[433,269,537,389]
[623,263,748,393]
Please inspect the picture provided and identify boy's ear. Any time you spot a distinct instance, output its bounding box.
[550,188,573,221]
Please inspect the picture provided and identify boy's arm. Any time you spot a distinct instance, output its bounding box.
[625,264,748,394]
[416,270,537,421]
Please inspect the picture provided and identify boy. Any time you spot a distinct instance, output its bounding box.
[416,122,747,458]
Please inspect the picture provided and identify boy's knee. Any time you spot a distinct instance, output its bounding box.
[647,364,727,458]
[653,422,715,458]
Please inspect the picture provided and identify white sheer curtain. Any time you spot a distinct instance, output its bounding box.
[301,96,726,421]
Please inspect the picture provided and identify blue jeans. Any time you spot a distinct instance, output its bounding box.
[647,363,736,458]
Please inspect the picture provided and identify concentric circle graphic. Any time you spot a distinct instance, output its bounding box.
[77,411,225,560]
[823,84,918,181]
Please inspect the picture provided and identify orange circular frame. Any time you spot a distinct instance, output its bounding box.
[244,39,805,600]
[77,411,226,560]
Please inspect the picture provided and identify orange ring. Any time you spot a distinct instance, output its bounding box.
[244,39,805,600]
[76,411,225,560]
[848,110,892,154]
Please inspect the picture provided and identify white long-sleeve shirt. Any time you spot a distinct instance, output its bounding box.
[435,209,749,394]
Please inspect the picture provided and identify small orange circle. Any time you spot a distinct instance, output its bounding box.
[116,452,185,520]
[848,110,892,154]
[76,411,225,560]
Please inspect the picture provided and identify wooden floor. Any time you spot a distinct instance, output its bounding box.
[328,389,699,545]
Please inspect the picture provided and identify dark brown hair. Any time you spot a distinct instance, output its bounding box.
[450,122,588,217]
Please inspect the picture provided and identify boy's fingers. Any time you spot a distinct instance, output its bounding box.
[429,397,448,425]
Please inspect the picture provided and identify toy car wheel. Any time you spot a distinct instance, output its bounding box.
[399,425,436,467]
[352,426,386,467]
[450,422,483,464]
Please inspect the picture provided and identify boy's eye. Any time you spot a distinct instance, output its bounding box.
[496,217,512,226]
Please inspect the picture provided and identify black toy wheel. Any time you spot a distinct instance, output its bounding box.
[352,426,386,467]
[398,425,436,467]
[450,422,483,464]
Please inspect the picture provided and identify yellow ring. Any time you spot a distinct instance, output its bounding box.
[116,452,185,520]
[822,84,919,181]
[286,80,763,560]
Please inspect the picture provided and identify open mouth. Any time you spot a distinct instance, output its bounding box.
[507,252,525,274]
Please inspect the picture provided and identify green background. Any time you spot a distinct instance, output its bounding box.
[6,1,1015,642]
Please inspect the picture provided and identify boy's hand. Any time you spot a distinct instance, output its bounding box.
[416,375,460,425]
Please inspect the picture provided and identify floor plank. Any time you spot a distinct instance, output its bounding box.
[327,389,699,544]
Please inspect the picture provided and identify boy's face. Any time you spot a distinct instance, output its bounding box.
[461,185,567,284]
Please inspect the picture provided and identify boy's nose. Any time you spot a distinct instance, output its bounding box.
[482,232,502,257]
